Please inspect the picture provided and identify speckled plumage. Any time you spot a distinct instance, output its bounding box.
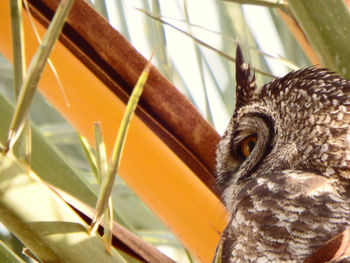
[215,45,350,262]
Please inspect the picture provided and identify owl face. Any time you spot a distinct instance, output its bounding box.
[217,46,350,210]
[215,45,350,262]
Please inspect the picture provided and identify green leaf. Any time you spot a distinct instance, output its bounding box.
[0,240,25,263]
[288,0,350,78]
[0,152,126,263]
[0,93,133,231]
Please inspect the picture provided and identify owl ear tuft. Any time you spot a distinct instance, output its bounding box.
[235,44,256,108]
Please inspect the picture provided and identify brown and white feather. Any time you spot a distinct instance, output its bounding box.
[215,45,350,262]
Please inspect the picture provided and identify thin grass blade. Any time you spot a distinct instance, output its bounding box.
[93,122,113,252]
[94,122,108,185]
[23,0,69,107]
[18,119,31,168]
[157,15,299,71]
[146,0,199,108]
[6,0,75,151]
[222,0,287,9]
[89,52,155,235]
[183,0,213,124]
[184,249,194,263]
[138,9,275,78]
[213,240,222,263]
[102,196,114,254]
[10,0,25,99]
[200,52,228,115]
[150,0,172,79]
[78,135,98,181]
[10,0,32,165]
[0,93,135,234]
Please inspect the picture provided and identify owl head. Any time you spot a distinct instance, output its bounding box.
[216,45,350,212]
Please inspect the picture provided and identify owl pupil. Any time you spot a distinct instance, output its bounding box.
[248,140,255,152]
[239,135,257,159]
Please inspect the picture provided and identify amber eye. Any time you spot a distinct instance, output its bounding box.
[239,135,257,159]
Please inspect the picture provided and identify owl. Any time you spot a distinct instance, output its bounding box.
[215,45,350,262]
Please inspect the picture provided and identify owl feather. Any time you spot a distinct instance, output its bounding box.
[215,44,350,263]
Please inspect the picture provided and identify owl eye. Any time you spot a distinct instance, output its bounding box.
[238,135,257,159]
